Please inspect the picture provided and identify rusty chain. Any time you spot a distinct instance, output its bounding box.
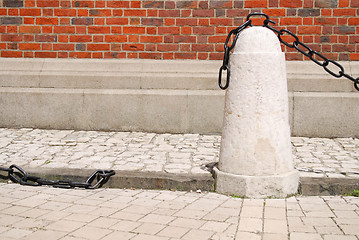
[0,164,115,189]
[219,12,359,91]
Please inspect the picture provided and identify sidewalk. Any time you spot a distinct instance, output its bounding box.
[0,128,359,240]
[0,128,359,195]
[1,183,359,240]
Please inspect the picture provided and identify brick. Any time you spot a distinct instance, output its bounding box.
[123,26,146,34]
[87,43,110,51]
[124,10,147,17]
[2,50,23,57]
[158,27,180,34]
[105,35,127,43]
[19,25,40,33]
[315,0,338,7]
[227,9,250,17]
[71,18,93,25]
[193,9,215,17]
[334,26,356,34]
[210,18,232,26]
[37,18,58,25]
[20,8,41,16]
[53,43,74,51]
[122,43,144,51]
[263,9,286,16]
[351,0,359,7]
[0,17,22,25]
[209,1,232,8]
[298,26,321,34]
[157,44,178,51]
[88,26,110,34]
[69,35,91,43]
[143,1,164,8]
[89,9,112,16]
[158,10,181,17]
[106,18,128,25]
[3,0,24,7]
[1,34,22,41]
[35,52,57,58]
[140,36,163,43]
[73,1,94,7]
[139,52,162,59]
[280,18,302,25]
[245,0,268,8]
[193,26,215,35]
[35,35,57,42]
[314,18,337,25]
[280,0,302,7]
[176,18,197,26]
[175,52,196,59]
[37,1,59,7]
[192,44,213,52]
[54,26,75,33]
[298,9,320,16]
[333,9,356,16]
[176,1,197,8]
[142,18,163,26]
[174,35,196,43]
[18,43,40,50]
[107,1,130,8]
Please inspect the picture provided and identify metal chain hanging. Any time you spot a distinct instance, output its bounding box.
[219,12,359,91]
[0,164,115,189]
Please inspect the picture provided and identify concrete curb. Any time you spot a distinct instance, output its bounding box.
[1,167,358,196]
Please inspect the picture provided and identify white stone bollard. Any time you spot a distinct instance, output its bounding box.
[214,26,299,198]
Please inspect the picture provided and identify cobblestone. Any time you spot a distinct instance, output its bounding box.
[0,128,358,179]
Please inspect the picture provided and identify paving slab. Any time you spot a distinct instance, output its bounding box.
[0,128,359,195]
[0,183,359,240]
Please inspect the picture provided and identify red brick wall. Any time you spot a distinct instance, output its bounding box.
[0,0,358,60]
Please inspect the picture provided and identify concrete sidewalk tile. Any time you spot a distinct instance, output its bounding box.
[101,231,137,240]
[173,209,208,219]
[138,213,175,225]
[200,221,230,233]
[109,211,144,221]
[182,229,215,240]
[1,228,32,239]
[46,219,85,232]
[302,217,337,227]
[235,231,261,240]
[237,218,263,233]
[322,235,357,240]
[264,207,286,220]
[335,218,359,225]
[63,213,98,223]
[263,219,288,234]
[314,226,343,235]
[340,224,359,235]
[262,233,288,240]
[168,217,206,229]
[240,206,263,218]
[23,229,67,240]
[109,220,141,232]
[87,217,118,228]
[131,234,170,240]
[70,226,113,240]
[157,225,190,238]
[290,232,323,240]
[133,222,166,235]
[333,210,359,218]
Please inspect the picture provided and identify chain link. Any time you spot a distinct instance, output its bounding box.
[219,12,359,91]
[0,164,115,189]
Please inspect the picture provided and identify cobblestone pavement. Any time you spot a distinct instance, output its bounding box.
[1,183,359,240]
[0,128,358,178]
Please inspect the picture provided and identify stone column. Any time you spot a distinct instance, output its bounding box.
[214,26,299,198]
